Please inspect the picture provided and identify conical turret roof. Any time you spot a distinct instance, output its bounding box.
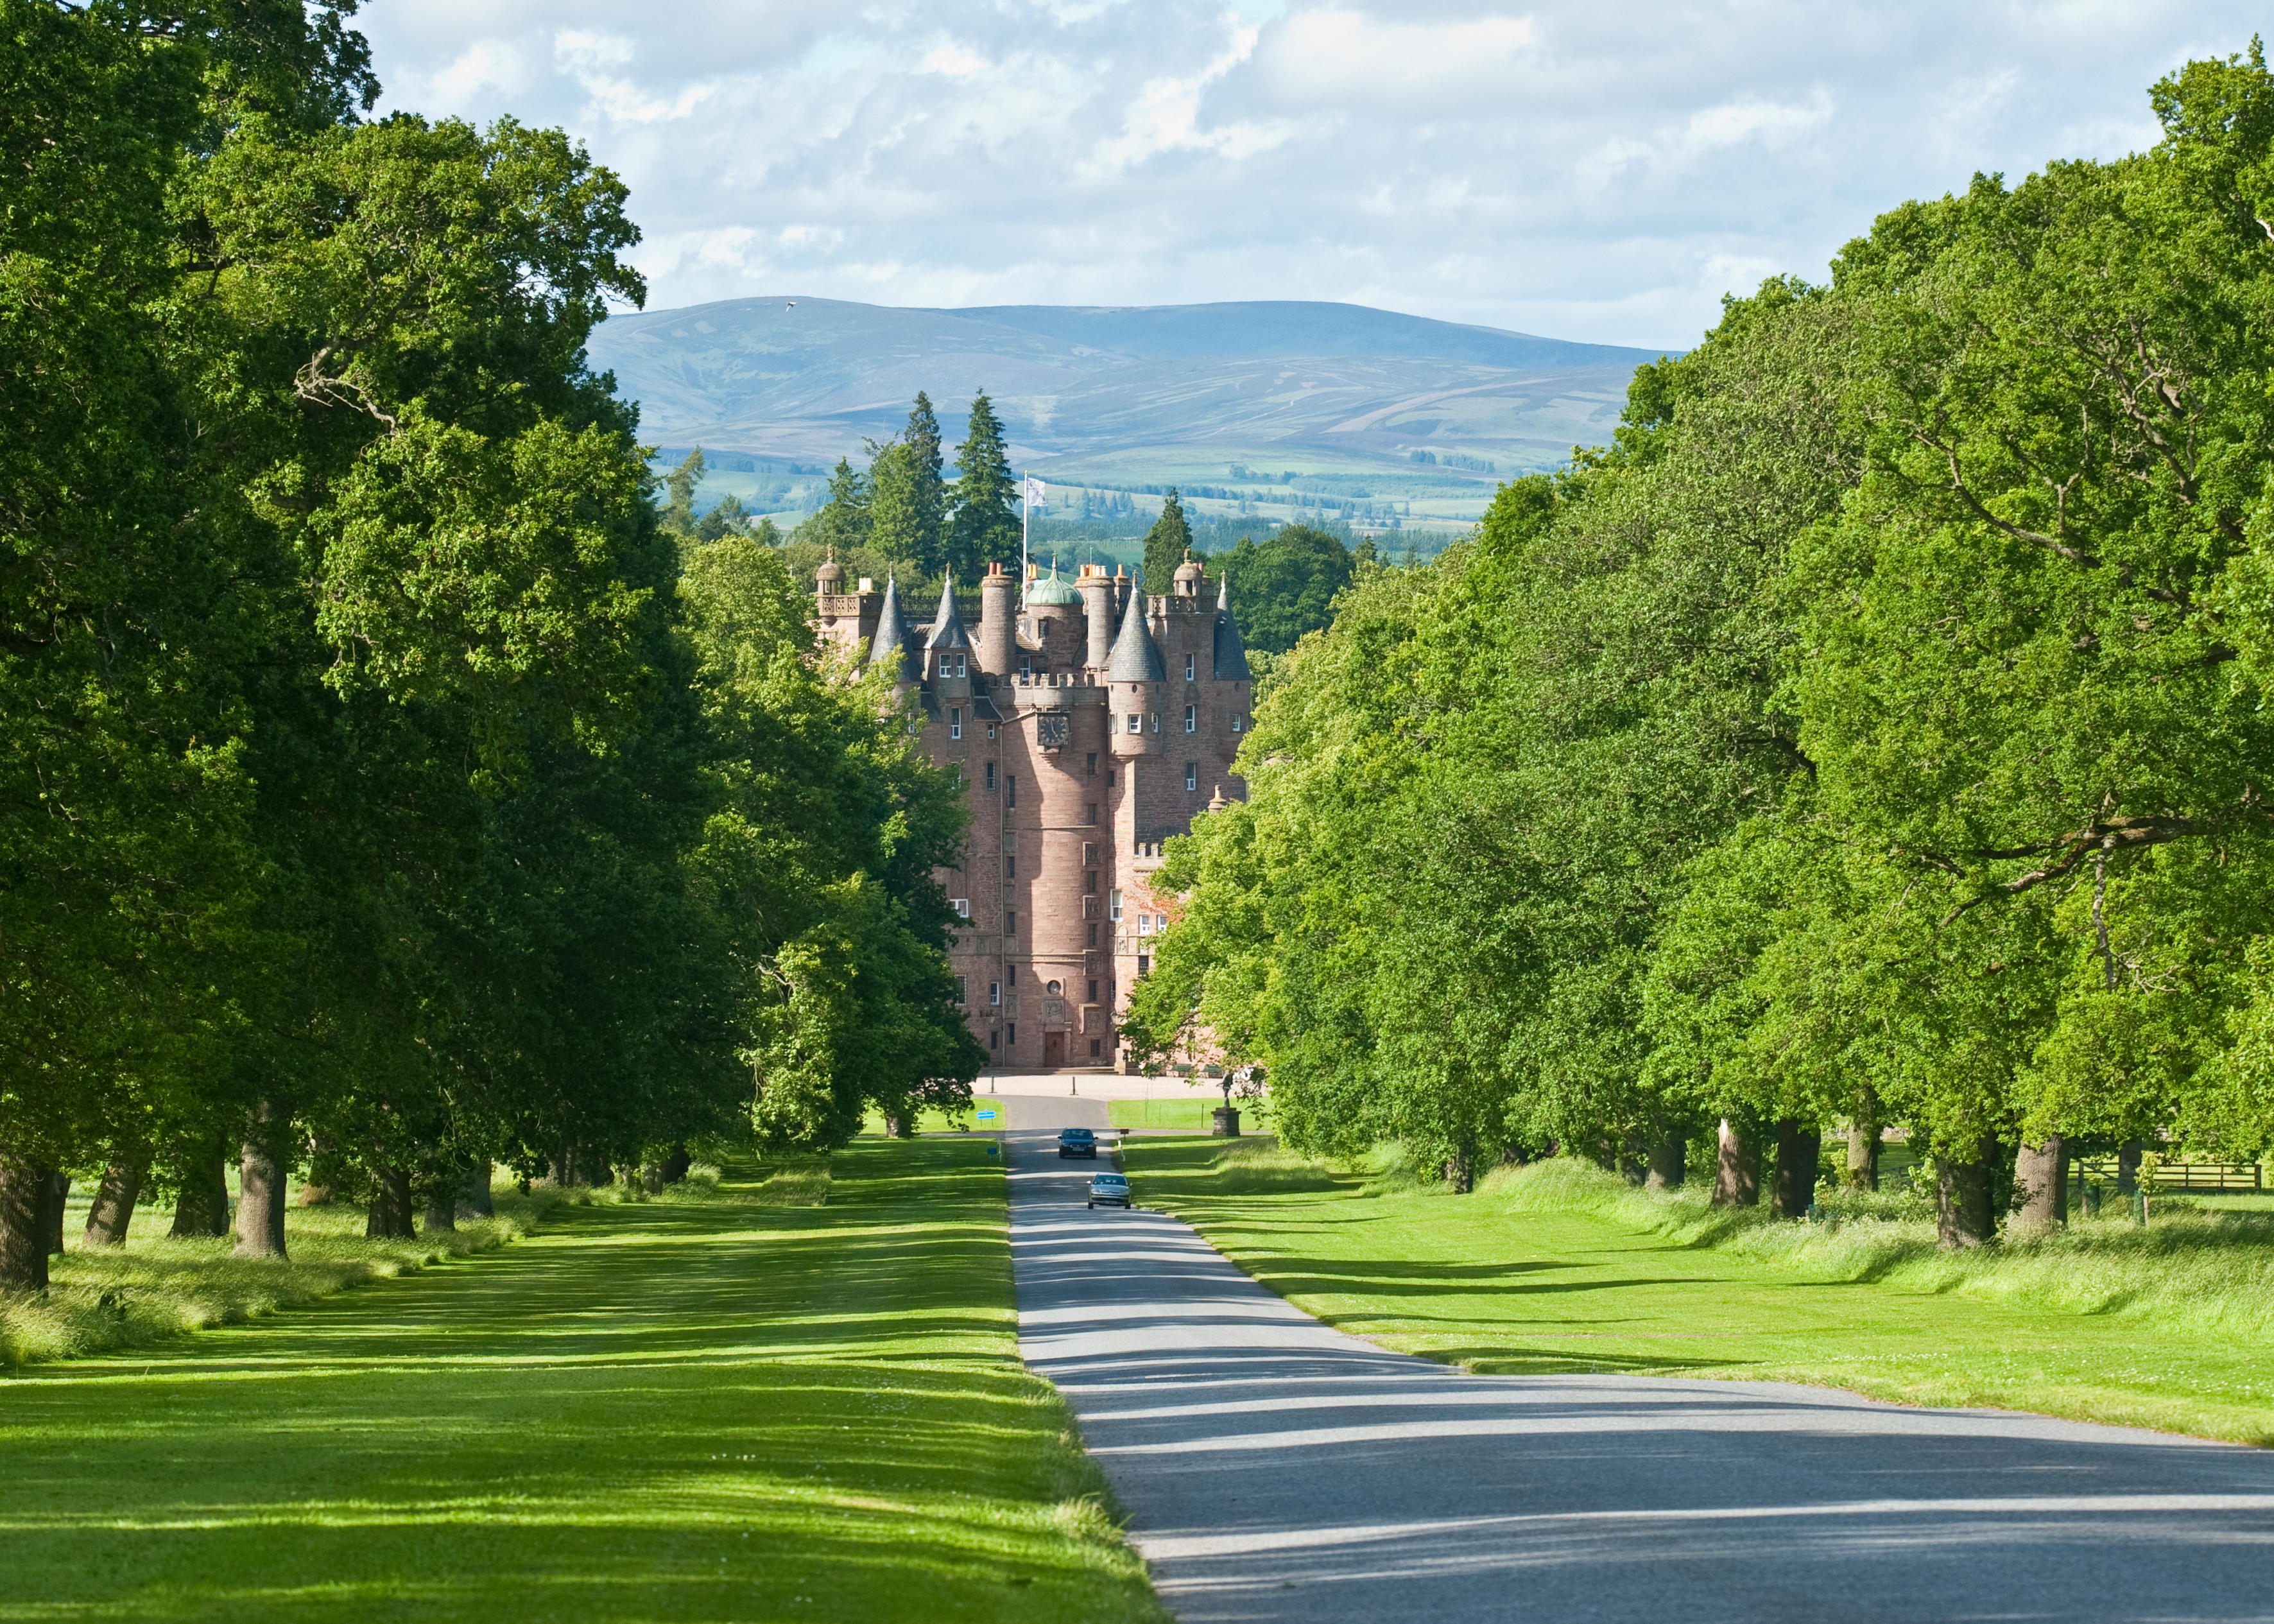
[925,573,972,650]
[1106,583,1166,682]
[868,574,920,682]
[1212,571,1252,681]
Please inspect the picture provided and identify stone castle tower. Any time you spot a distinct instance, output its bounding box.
[814,551,1250,1070]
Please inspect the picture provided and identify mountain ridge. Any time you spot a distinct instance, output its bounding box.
[586,295,1673,524]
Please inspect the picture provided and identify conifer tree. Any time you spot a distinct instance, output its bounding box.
[804,456,872,555]
[904,392,945,573]
[948,390,1019,576]
[1142,488,1195,594]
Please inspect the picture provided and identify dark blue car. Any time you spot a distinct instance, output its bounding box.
[1056,1128,1098,1159]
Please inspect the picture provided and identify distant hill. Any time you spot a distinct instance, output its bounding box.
[585,297,1673,528]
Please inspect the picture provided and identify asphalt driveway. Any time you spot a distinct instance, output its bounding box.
[1004,1121,2274,1623]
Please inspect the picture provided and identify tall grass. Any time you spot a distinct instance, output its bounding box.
[1483,1158,2274,1340]
[0,1182,599,1369]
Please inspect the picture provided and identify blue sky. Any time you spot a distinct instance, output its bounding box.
[360,2,2266,349]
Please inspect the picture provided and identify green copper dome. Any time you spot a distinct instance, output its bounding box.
[1024,569,1083,608]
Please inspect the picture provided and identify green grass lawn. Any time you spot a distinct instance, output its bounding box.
[0,1139,1164,1623]
[1108,1096,1241,1130]
[1124,1137,2274,1447]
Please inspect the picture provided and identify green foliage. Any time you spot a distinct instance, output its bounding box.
[1140,488,1194,594]
[1141,40,2274,1211]
[948,390,1020,576]
[0,13,988,1274]
[1217,524,1356,654]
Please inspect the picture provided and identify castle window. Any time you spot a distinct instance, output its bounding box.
[1082,843,1098,865]
[952,897,970,917]
[1008,1023,1017,1044]
[1084,803,1098,825]
[1021,657,1032,677]
[1085,869,1098,893]
[988,723,998,740]
[1137,955,1150,976]
[1185,761,1198,791]
[985,763,997,792]
[1086,752,1098,777]
[1047,979,1062,996]
[1110,889,1123,922]
[949,707,962,741]
[1089,1039,1101,1058]
[1126,713,1141,734]
[1005,854,1015,879]
[1185,654,1196,681]
[1231,713,1244,733]
[1007,775,1017,808]
[954,653,967,677]
[1137,914,1151,937]
[954,977,967,1005]
[1149,713,1160,733]
[1088,979,1099,1001]
[990,981,1002,1006]
[1184,704,1196,733]
[1006,911,1017,936]
[990,1030,999,1050]
[1041,619,1053,639]
[1087,922,1098,946]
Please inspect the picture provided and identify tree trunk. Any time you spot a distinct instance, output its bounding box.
[1936,1133,1999,1248]
[1712,1119,1760,1207]
[0,1146,51,1290]
[460,1164,494,1218]
[1845,1120,1881,1191]
[40,1173,70,1256]
[659,1144,691,1184]
[2012,1136,2066,1232]
[1441,1152,1473,1193]
[171,1141,231,1238]
[1770,1119,1822,1218]
[83,1161,146,1247]
[366,1167,413,1239]
[2115,1137,2142,1195]
[1645,1130,1686,1191]
[234,1101,289,1259]
[422,1194,456,1233]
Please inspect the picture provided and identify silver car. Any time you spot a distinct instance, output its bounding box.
[1088,1171,1131,1209]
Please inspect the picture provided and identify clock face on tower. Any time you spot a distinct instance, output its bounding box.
[1036,713,1069,752]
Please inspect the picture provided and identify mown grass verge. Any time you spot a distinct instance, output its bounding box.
[1126,1136,2274,1446]
[0,1180,604,1368]
[1107,1096,1222,1130]
[1488,1157,2274,1340]
[0,1139,1166,1623]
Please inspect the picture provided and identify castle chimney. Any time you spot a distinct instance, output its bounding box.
[978,562,1015,676]
[1078,564,1115,670]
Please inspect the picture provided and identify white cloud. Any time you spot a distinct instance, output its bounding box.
[1250,8,1538,107]
[353,0,2259,347]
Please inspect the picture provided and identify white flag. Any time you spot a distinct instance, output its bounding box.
[1022,475,1046,512]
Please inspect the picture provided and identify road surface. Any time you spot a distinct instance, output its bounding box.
[1002,1114,2274,1623]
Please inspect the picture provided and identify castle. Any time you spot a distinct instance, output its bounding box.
[813,553,1250,1071]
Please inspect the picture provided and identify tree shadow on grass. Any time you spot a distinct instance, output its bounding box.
[0,1139,1164,1624]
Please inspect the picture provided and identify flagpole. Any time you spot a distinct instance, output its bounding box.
[1021,467,1029,591]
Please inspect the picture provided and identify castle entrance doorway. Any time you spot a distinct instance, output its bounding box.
[1043,1031,1065,1067]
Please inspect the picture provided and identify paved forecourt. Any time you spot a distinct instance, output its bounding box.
[1003,1100,2274,1623]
